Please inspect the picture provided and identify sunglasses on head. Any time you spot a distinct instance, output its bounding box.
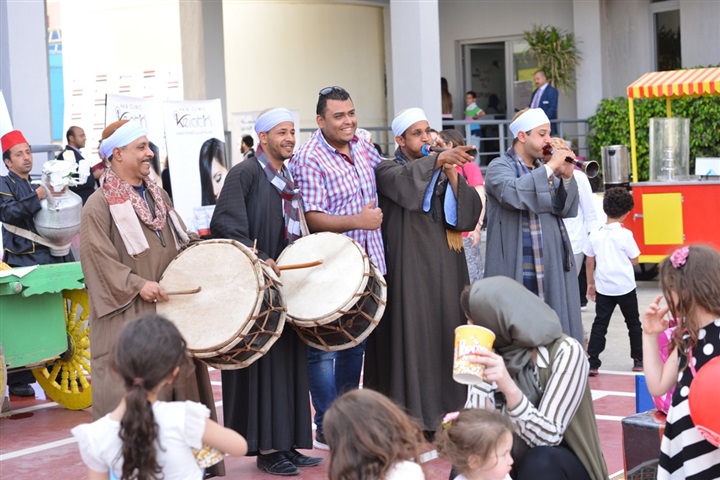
[318,86,347,97]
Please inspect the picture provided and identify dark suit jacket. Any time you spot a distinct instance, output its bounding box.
[530,84,559,133]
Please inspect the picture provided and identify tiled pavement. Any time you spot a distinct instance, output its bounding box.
[1,281,661,479]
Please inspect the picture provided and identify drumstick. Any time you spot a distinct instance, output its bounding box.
[252,239,258,254]
[278,260,324,271]
[166,287,202,295]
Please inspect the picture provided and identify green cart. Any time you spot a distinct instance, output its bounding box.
[0,262,91,410]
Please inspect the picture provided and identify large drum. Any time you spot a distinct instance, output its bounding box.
[276,232,386,351]
[157,239,285,369]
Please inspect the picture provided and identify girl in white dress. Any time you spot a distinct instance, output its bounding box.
[72,314,247,480]
[436,409,514,480]
[324,389,427,480]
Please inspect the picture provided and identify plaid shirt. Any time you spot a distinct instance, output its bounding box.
[289,129,386,274]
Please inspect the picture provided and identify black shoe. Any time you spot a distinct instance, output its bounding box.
[284,449,323,467]
[257,452,300,476]
[9,384,35,397]
[632,359,643,372]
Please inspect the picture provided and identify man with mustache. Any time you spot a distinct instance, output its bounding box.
[210,108,321,476]
[79,119,224,475]
[1,129,75,397]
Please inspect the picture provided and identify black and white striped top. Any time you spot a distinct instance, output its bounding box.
[658,319,720,480]
[507,336,588,446]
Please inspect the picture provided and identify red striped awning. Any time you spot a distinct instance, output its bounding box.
[627,67,720,99]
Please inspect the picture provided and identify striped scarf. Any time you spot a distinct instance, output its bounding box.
[511,152,546,300]
[255,153,302,242]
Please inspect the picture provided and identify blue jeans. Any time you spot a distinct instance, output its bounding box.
[307,341,366,435]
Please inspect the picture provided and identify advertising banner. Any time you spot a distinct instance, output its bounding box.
[163,99,225,232]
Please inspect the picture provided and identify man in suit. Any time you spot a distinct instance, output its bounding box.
[529,70,559,134]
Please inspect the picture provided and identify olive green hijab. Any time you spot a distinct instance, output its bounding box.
[467,276,562,406]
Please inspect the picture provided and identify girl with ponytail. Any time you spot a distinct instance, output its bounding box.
[72,314,247,479]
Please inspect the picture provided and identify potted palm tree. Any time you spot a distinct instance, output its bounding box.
[523,25,582,93]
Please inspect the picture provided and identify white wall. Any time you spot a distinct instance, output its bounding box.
[60,0,182,74]
[222,1,387,141]
[438,0,578,120]
[680,0,720,68]
[600,0,653,99]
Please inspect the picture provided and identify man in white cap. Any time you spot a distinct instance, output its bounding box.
[484,107,583,343]
[78,122,222,477]
[364,107,483,434]
[210,108,321,476]
[289,86,385,450]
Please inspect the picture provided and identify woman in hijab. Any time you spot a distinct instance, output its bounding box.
[460,276,607,480]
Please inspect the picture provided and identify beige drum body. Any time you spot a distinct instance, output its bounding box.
[277,232,386,351]
[157,239,285,369]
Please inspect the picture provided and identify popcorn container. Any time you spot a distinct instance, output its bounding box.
[453,325,495,385]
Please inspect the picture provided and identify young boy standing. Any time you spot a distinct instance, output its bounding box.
[464,91,485,148]
[584,187,642,376]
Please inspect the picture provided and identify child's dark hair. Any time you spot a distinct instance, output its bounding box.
[659,245,720,356]
[112,314,188,480]
[603,187,634,219]
[435,409,513,474]
[324,389,427,480]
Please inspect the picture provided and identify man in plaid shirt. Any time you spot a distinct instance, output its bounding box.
[289,86,385,450]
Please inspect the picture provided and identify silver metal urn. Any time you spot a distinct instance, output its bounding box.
[33,189,83,256]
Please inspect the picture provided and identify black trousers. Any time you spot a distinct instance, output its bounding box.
[516,445,591,480]
[588,289,642,369]
[578,256,587,306]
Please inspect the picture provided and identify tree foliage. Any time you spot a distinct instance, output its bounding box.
[523,25,581,93]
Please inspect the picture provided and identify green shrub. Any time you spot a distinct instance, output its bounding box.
[588,70,720,181]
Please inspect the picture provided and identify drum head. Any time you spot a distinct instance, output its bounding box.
[277,232,369,323]
[158,240,263,352]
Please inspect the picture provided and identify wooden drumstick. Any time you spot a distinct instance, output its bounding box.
[252,239,258,254]
[166,286,202,295]
[278,260,324,271]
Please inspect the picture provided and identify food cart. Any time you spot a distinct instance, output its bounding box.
[0,262,91,410]
[624,67,720,264]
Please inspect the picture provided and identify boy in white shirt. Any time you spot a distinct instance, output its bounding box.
[584,187,642,376]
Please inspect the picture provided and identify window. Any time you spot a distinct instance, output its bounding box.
[651,1,681,70]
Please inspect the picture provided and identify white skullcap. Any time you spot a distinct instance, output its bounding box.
[509,108,550,138]
[254,108,294,134]
[100,121,147,158]
[391,108,428,137]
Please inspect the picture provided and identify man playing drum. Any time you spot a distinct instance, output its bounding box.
[210,108,321,476]
[364,108,483,435]
[79,120,225,475]
[289,86,386,450]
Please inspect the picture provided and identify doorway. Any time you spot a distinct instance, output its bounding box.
[462,39,537,165]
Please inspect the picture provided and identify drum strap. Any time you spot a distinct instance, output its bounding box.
[3,223,71,250]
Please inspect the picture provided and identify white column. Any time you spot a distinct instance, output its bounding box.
[0,0,52,144]
[178,0,227,121]
[572,0,603,119]
[388,0,441,129]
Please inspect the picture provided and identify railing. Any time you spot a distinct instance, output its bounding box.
[442,118,591,167]
[300,117,591,166]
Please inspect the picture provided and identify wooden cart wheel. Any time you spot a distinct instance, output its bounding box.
[32,289,92,410]
[0,345,6,402]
